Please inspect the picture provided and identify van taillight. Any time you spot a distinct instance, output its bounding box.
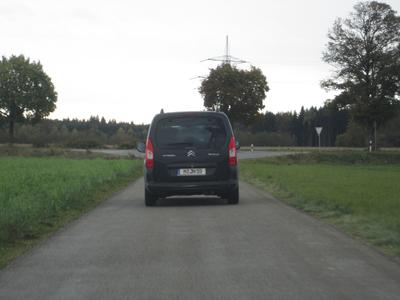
[228,136,237,166]
[145,138,154,169]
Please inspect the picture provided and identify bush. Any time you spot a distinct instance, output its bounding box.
[335,122,368,147]
[64,138,103,149]
[117,142,136,149]
[379,114,400,147]
[32,139,48,148]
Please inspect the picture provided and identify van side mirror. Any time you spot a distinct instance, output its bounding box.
[235,141,240,150]
[136,142,145,153]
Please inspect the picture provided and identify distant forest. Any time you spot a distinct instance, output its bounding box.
[238,104,400,147]
[0,104,399,148]
[0,116,148,149]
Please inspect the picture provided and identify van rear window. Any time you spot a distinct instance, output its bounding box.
[155,116,227,150]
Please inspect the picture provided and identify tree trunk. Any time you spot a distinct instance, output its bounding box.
[8,119,14,144]
[374,121,377,151]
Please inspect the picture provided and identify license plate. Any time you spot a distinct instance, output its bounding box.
[177,168,206,176]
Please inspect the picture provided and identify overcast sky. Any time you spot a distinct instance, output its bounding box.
[1,0,399,124]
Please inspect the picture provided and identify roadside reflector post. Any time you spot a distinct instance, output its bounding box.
[315,127,323,148]
[251,144,254,152]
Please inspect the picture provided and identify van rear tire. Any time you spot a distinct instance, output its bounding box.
[145,189,157,207]
[227,187,239,205]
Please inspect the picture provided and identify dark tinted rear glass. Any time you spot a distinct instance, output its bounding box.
[155,116,227,150]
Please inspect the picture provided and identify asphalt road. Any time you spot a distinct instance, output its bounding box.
[1,179,400,299]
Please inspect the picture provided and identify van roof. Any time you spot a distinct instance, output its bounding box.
[153,111,228,120]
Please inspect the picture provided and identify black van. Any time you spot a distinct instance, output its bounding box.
[138,111,239,206]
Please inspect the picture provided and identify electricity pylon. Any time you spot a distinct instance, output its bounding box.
[191,35,249,80]
[201,35,249,65]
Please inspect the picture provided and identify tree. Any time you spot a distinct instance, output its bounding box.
[263,112,278,132]
[199,64,269,126]
[0,55,57,141]
[295,107,306,146]
[322,1,400,146]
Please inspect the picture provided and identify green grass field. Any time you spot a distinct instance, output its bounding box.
[240,153,400,256]
[0,157,142,267]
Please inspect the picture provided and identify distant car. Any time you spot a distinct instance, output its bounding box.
[137,111,239,206]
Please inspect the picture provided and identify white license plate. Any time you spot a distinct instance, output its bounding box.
[177,168,206,176]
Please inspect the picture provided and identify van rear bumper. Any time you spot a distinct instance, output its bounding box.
[146,179,238,197]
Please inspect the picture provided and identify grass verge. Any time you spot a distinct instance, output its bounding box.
[240,151,400,257]
[0,157,142,268]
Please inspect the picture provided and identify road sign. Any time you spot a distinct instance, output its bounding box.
[315,127,323,148]
[315,127,323,135]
